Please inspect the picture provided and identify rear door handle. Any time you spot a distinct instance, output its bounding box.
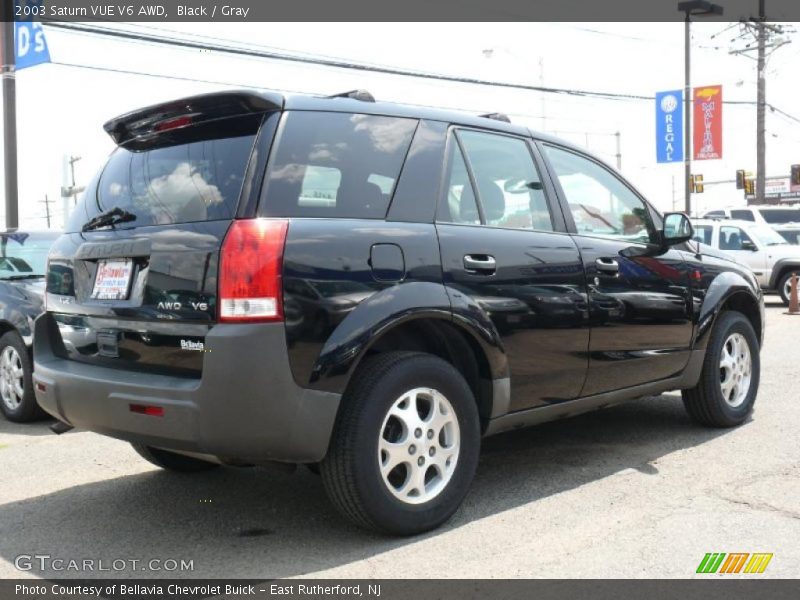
[464,254,496,274]
[595,258,619,274]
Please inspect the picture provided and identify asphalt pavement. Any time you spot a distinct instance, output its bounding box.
[1,299,797,579]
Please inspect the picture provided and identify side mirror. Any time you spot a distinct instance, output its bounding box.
[741,240,758,252]
[661,212,693,246]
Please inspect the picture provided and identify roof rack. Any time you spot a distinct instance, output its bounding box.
[479,112,511,123]
[328,89,375,102]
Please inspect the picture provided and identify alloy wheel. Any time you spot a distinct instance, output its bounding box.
[378,387,461,505]
[719,332,752,408]
[0,346,25,412]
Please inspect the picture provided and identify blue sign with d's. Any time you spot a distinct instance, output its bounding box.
[655,90,683,163]
[15,22,51,70]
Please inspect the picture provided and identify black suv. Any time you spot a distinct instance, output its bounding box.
[34,90,764,535]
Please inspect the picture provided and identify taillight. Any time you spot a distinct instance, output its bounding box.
[218,219,288,323]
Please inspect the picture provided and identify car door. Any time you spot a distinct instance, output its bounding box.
[436,128,589,412]
[718,225,768,286]
[539,143,694,396]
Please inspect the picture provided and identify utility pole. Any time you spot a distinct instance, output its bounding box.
[0,17,18,229]
[756,0,766,205]
[40,194,53,228]
[729,2,793,205]
[614,131,622,170]
[69,155,82,205]
[683,11,692,214]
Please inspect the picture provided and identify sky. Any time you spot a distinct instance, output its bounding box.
[5,21,800,229]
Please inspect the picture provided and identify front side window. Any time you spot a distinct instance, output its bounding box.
[261,111,418,219]
[693,225,713,245]
[543,144,655,243]
[457,130,554,231]
[719,226,755,250]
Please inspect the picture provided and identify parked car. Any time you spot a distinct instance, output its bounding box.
[775,225,800,245]
[34,90,764,535]
[0,230,60,422]
[703,205,800,226]
[692,218,800,305]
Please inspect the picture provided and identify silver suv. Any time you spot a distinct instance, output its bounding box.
[693,218,800,304]
[703,206,800,226]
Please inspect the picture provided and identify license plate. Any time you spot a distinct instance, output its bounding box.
[91,259,134,300]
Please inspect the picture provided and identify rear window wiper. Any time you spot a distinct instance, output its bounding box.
[82,207,136,232]
[0,274,44,280]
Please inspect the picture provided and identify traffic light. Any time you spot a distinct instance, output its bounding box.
[736,169,746,190]
[744,178,755,196]
[690,174,704,194]
[792,164,800,186]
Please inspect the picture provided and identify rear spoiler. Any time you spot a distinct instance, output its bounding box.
[103,90,284,148]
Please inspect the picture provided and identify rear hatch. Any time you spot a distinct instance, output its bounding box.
[46,91,281,378]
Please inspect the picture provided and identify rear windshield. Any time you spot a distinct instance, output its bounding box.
[66,114,261,232]
[0,232,59,279]
[761,209,800,224]
[259,111,418,219]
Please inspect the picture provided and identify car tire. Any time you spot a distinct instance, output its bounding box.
[0,331,44,423]
[682,311,760,428]
[778,270,798,306]
[321,351,481,535]
[131,443,220,472]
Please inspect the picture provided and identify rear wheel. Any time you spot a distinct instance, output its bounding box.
[132,443,220,472]
[682,311,760,428]
[321,351,480,535]
[778,271,797,306]
[0,331,43,423]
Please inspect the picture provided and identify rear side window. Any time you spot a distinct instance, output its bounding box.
[761,209,800,224]
[67,114,261,232]
[731,209,755,221]
[693,225,713,245]
[260,111,418,219]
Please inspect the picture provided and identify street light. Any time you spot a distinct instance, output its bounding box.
[678,0,723,215]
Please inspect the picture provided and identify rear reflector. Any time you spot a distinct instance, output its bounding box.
[219,219,289,323]
[130,404,164,417]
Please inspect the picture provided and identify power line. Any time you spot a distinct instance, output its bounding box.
[44,20,800,125]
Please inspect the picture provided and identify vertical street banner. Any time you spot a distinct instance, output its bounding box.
[14,22,51,70]
[693,85,723,161]
[655,90,683,163]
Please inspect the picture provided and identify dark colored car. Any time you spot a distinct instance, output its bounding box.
[34,90,764,534]
[0,230,60,422]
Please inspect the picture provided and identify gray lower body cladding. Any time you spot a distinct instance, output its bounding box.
[32,314,341,463]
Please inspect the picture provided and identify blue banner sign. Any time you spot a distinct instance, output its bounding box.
[655,90,683,163]
[15,22,51,70]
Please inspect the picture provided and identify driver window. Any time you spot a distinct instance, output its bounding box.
[719,226,754,251]
[543,144,656,244]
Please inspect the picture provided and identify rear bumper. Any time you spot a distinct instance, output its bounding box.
[33,314,341,463]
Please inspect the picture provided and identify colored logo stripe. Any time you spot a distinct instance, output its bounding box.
[697,553,726,573]
[744,554,773,574]
[696,553,773,574]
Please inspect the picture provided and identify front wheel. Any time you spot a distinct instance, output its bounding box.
[682,311,760,428]
[0,331,43,423]
[778,271,797,306]
[321,352,480,535]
